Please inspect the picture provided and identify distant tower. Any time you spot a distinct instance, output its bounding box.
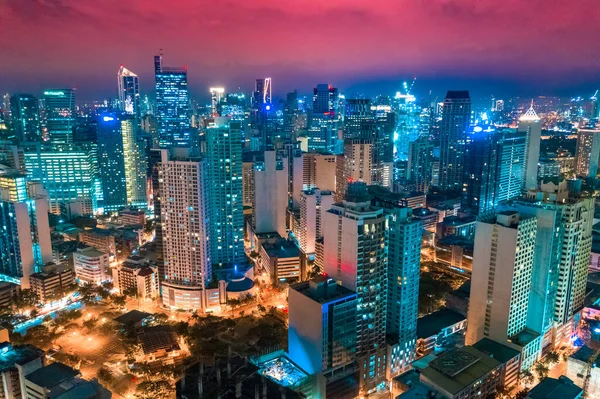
[335,139,372,203]
[117,65,140,120]
[518,101,542,190]
[209,87,225,117]
[308,84,340,153]
[575,129,600,179]
[439,91,471,191]
[252,151,288,238]
[43,89,75,145]
[10,94,41,143]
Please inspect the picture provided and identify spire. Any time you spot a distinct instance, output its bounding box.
[118,65,138,78]
[519,100,540,122]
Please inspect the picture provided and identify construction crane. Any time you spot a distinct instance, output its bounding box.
[583,347,600,398]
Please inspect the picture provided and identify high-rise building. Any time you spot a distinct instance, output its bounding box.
[210,87,225,117]
[299,153,337,193]
[254,78,272,106]
[335,140,372,203]
[439,91,471,191]
[407,137,433,193]
[308,84,340,153]
[117,65,140,119]
[344,99,373,140]
[0,176,51,287]
[323,182,387,390]
[518,102,541,190]
[10,94,41,143]
[206,118,244,268]
[288,275,357,376]
[496,128,526,203]
[24,143,98,215]
[252,151,288,237]
[575,129,600,179]
[96,112,147,212]
[384,206,422,375]
[154,54,190,148]
[392,91,420,161]
[158,149,212,310]
[43,89,75,145]
[298,188,333,257]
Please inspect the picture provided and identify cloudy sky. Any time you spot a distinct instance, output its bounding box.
[1,0,598,101]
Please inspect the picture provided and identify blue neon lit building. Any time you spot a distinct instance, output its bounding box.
[43,89,75,145]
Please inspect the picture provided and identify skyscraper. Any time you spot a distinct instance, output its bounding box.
[575,129,600,179]
[335,140,372,203]
[96,112,147,212]
[210,87,225,117]
[344,99,373,140]
[158,149,211,310]
[407,137,433,193]
[323,182,387,391]
[43,89,75,145]
[206,118,244,268]
[253,78,272,106]
[439,91,471,191]
[518,102,541,190]
[308,84,340,153]
[24,143,98,215]
[10,94,41,143]
[117,65,140,119]
[496,128,526,203]
[298,188,333,257]
[252,151,288,238]
[154,54,190,148]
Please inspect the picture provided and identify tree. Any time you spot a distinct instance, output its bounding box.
[14,289,40,313]
[123,286,138,299]
[83,317,99,331]
[307,265,321,279]
[520,370,534,386]
[135,380,173,399]
[515,389,530,399]
[545,351,560,365]
[533,362,549,380]
[257,304,266,314]
[78,284,97,305]
[111,294,127,309]
[97,367,114,386]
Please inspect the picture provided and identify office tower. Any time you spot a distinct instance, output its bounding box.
[24,143,98,215]
[439,91,471,191]
[254,78,272,106]
[300,153,337,193]
[158,150,211,310]
[154,54,190,148]
[407,137,433,193]
[308,84,340,153]
[117,65,140,119]
[372,105,395,188]
[283,90,302,141]
[335,140,372,203]
[210,87,225,117]
[466,211,543,370]
[242,161,254,207]
[96,112,147,212]
[252,151,288,237]
[323,183,387,390]
[0,176,52,287]
[496,128,526,203]
[518,103,541,190]
[206,118,244,268]
[344,99,373,140]
[10,94,41,142]
[43,89,75,145]
[385,206,422,375]
[149,149,164,275]
[288,276,357,375]
[462,127,501,215]
[393,91,420,161]
[575,129,600,179]
[299,189,333,257]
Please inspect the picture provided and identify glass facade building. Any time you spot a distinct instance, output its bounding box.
[10,94,41,143]
[43,89,75,145]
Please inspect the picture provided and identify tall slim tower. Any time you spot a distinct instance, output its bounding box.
[210,87,225,117]
[154,54,190,148]
[158,150,211,310]
[335,139,372,203]
[407,137,433,193]
[43,89,75,145]
[117,65,140,120]
[518,102,541,191]
[10,94,41,143]
[252,151,288,238]
[298,188,333,257]
[323,182,387,391]
[206,118,244,268]
[575,129,600,179]
[308,84,340,153]
[439,91,471,191]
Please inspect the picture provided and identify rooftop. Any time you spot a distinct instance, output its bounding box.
[26,362,79,389]
[417,308,466,339]
[0,343,44,372]
[139,326,180,355]
[113,310,152,325]
[76,247,107,258]
[570,345,600,367]
[446,90,470,99]
[471,338,520,363]
[421,346,500,396]
[263,240,300,259]
[290,277,356,304]
[527,376,582,399]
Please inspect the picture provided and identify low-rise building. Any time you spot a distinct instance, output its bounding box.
[0,342,45,399]
[78,228,116,258]
[445,280,470,318]
[419,346,503,399]
[120,208,146,227]
[24,361,111,399]
[73,247,109,285]
[436,215,476,240]
[259,239,302,283]
[29,263,74,304]
[137,326,184,365]
[0,282,20,308]
[412,207,438,233]
[416,308,467,356]
[112,257,159,300]
[434,236,474,273]
[567,345,600,398]
[526,376,582,399]
[472,338,521,389]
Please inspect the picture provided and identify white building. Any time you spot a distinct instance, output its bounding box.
[335,140,372,203]
[518,103,542,191]
[158,150,212,310]
[73,247,109,285]
[298,189,333,256]
[252,151,288,238]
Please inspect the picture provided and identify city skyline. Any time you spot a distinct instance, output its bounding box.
[2,1,599,100]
